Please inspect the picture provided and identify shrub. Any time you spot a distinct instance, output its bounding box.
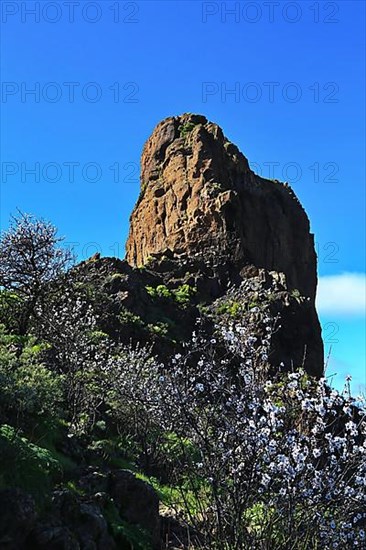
[146,284,196,307]
[146,284,172,300]
[216,300,241,317]
[173,284,196,306]
[0,326,63,428]
[179,122,197,138]
[0,290,25,333]
[104,316,366,549]
[119,307,144,325]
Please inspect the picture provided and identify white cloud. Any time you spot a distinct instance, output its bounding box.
[316,272,366,317]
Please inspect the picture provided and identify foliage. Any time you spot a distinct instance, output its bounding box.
[119,307,145,328]
[173,283,197,305]
[86,436,136,470]
[216,300,241,317]
[1,213,365,548]
[136,471,205,519]
[147,322,169,337]
[0,290,25,332]
[0,325,63,428]
[35,290,113,433]
[146,283,196,307]
[104,499,153,550]
[0,424,62,499]
[146,284,172,300]
[179,121,197,138]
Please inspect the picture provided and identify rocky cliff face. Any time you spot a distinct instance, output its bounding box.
[124,113,324,376]
[126,113,317,300]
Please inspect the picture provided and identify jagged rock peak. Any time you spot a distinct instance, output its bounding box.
[126,113,317,300]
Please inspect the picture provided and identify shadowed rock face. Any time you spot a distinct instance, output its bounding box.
[126,113,317,300]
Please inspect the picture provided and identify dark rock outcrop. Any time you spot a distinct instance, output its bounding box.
[25,468,160,550]
[72,255,323,376]
[27,488,115,550]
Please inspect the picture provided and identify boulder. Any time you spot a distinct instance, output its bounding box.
[27,489,115,550]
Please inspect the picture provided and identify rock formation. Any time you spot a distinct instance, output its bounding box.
[126,113,317,300]
[124,113,324,376]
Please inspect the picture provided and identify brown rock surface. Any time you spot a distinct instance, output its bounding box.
[126,113,317,300]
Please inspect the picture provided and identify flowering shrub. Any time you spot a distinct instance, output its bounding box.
[1,214,363,548]
[106,313,366,549]
[36,290,113,433]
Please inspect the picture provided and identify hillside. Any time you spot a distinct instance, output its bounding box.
[0,115,364,549]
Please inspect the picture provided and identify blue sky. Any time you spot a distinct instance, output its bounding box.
[0,1,365,393]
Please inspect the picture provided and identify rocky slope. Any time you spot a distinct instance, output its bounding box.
[0,115,327,549]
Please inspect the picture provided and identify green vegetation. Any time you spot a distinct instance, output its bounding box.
[136,472,206,519]
[147,322,169,337]
[146,284,172,300]
[0,213,365,549]
[104,500,153,550]
[216,300,242,317]
[178,121,198,138]
[173,283,197,305]
[145,283,196,307]
[119,307,145,328]
[0,424,62,500]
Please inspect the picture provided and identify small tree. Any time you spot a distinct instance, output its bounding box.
[37,289,113,433]
[0,212,74,334]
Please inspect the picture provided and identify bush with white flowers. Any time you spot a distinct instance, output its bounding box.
[106,314,366,549]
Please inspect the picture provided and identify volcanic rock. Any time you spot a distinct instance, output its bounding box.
[126,113,317,300]
[124,113,324,375]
